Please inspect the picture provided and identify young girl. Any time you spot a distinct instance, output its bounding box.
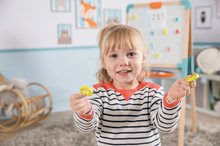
[70,24,196,146]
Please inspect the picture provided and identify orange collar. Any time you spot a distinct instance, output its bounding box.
[93,82,160,100]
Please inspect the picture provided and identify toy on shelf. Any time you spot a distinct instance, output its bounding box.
[0,74,52,133]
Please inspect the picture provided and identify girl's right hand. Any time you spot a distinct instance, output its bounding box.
[70,93,92,115]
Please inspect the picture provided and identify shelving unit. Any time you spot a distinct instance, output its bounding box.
[186,104,220,117]
[191,73,220,117]
[192,44,220,117]
[199,74,220,81]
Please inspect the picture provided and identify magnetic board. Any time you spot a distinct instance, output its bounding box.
[126,1,191,68]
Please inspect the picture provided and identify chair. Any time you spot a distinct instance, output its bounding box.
[0,74,52,133]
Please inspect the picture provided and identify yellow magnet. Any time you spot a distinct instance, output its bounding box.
[80,86,93,96]
[162,28,169,35]
[131,14,137,20]
[185,73,199,82]
[154,53,161,58]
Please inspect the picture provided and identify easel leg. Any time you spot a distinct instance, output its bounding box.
[178,98,186,146]
[189,88,197,133]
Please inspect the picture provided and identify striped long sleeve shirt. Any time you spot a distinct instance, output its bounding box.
[73,82,182,146]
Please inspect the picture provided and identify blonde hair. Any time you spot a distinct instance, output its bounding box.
[96,24,149,83]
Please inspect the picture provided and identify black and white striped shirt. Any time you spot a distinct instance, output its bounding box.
[73,82,181,146]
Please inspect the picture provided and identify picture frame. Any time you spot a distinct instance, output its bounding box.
[51,0,71,12]
[195,6,212,28]
[75,0,101,29]
[57,24,72,44]
[103,9,122,26]
[217,0,220,17]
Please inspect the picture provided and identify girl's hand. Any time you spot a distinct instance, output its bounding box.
[70,93,92,115]
[167,79,196,103]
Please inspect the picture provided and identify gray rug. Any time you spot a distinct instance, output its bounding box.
[1,111,220,146]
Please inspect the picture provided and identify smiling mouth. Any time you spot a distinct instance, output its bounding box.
[117,70,132,74]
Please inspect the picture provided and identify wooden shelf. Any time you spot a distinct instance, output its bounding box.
[199,74,220,82]
[194,74,220,115]
[186,104,220,117]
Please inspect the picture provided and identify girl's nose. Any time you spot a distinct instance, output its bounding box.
[119,56,129,66]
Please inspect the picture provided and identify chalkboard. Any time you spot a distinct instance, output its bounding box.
[126,1,191,68]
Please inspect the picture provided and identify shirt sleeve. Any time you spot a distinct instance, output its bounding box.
[73,87,103,133]
[149,86,182,133]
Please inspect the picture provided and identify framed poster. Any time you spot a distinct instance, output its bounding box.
[51,0,71,12]
[217,0,220,17]
[196,6,212,28]
[57,24,72,44]
[75,0,101,28]
[103,9,122,26]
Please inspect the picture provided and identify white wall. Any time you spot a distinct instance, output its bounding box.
[0,0,162,50]
[191,0,220,43]
[0,0,164,112]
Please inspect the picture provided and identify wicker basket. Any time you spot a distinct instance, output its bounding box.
[0,76,52,133]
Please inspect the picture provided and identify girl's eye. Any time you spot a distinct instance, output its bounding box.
[109,54,118,58]
[127,52,137,57]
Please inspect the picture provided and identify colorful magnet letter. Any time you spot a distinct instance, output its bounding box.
[131,14,137,20]
[175,17,179,22]
[154,53,161,58]
[176,29,180,34]
[162,28,169,35]
[150,31,154,36]
[80,86,93,96]
[166,47,171,52]
[185,73,199,82]
[150,42,154,49]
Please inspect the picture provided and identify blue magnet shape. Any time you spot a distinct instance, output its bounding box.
[150,31,154,36]
[175,17,179,22]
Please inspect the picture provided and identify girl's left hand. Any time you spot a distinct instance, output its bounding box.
[167,79,196,102]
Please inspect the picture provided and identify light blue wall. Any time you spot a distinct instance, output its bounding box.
[0,47,99,112]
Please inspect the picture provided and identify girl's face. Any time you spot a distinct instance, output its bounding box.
[103,48,144,89]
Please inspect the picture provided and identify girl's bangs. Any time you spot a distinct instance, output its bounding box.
[104,30,137,55]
